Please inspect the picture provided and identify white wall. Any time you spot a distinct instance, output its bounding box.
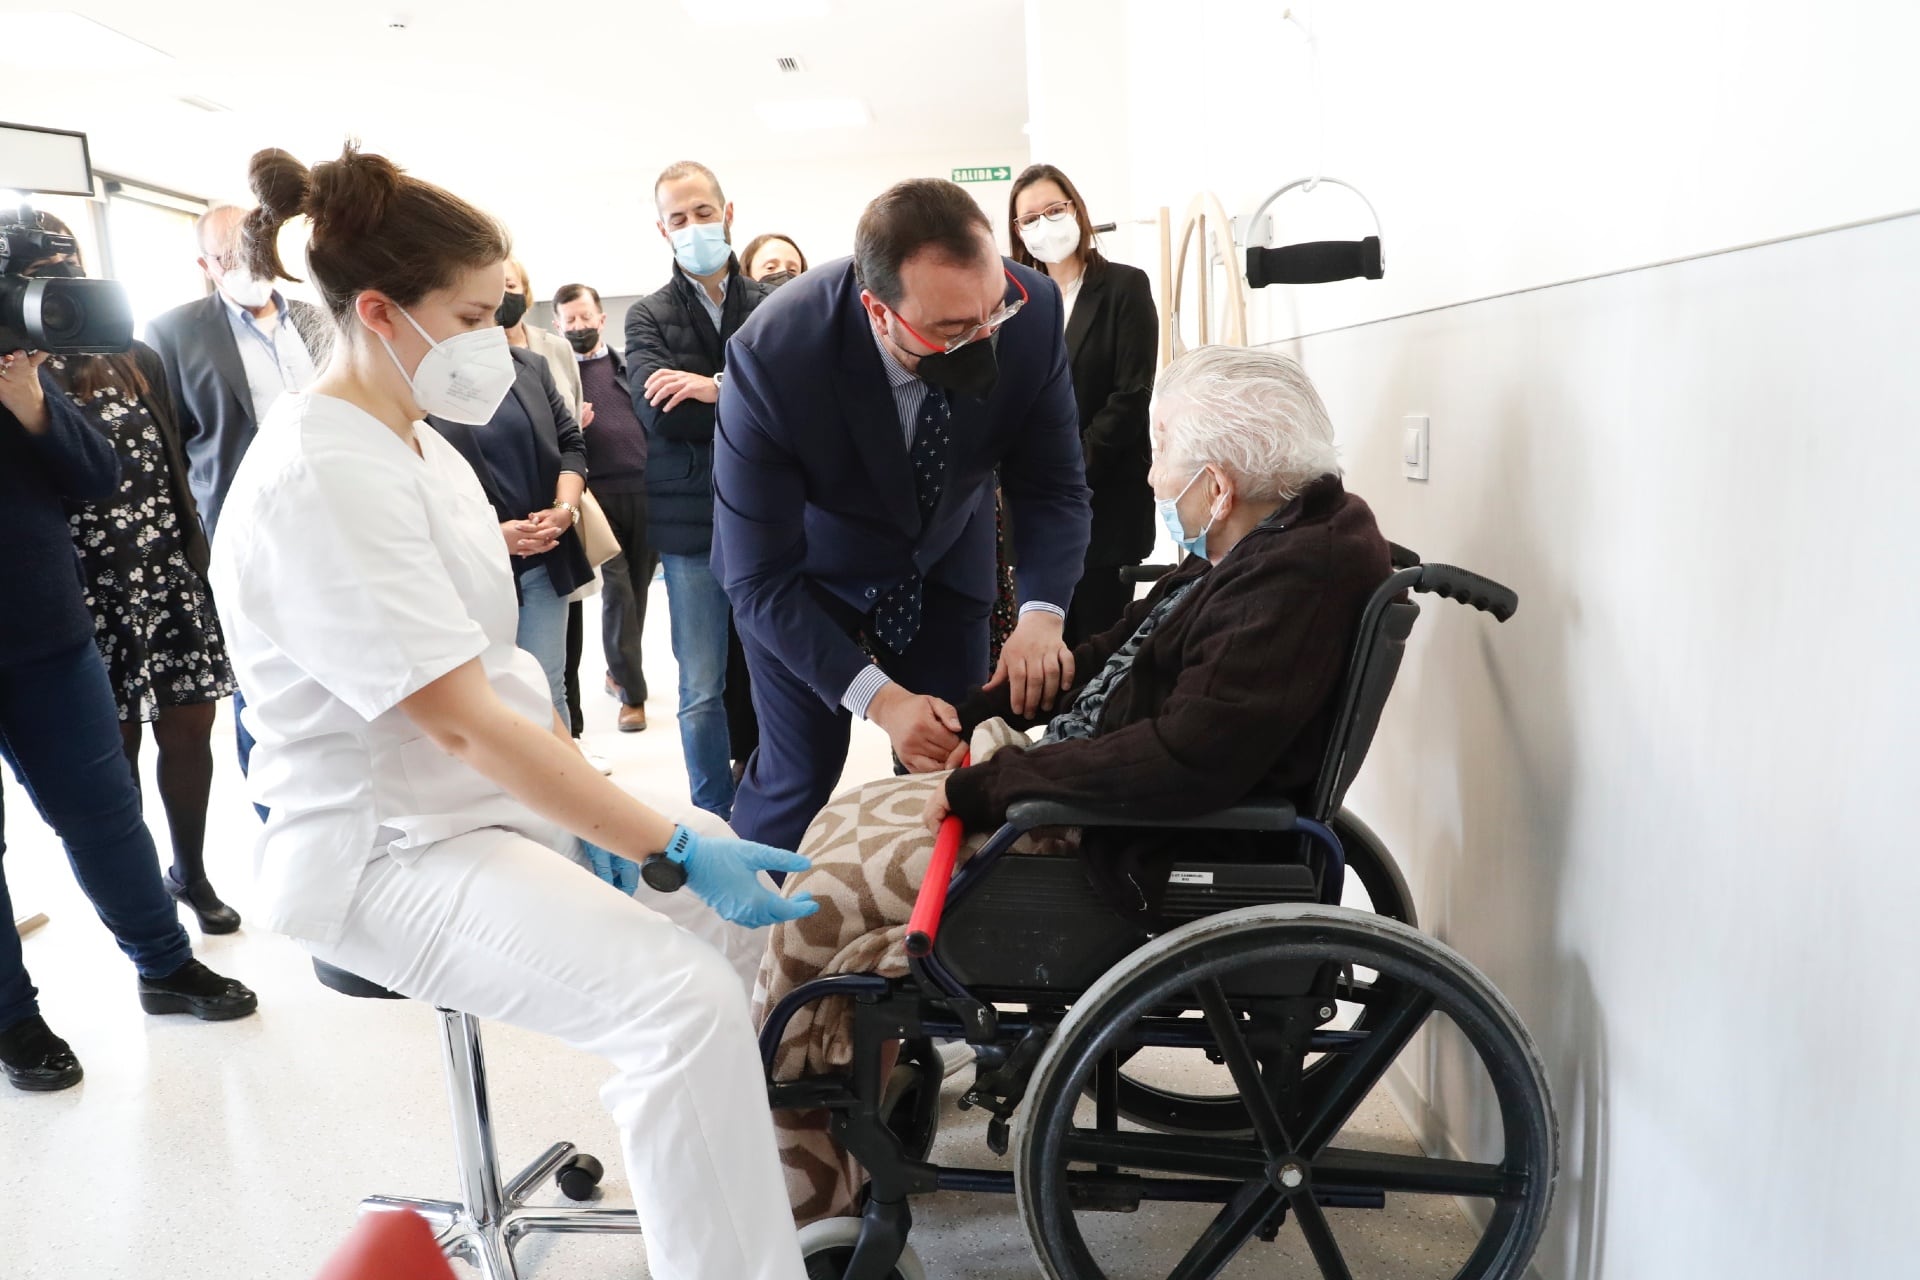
[474,145,1029,305]
[240,144,1028,316]
[1029,2,1920,1275]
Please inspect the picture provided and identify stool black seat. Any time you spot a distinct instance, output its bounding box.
[309,957,639,1278]
[313,959,405,1001]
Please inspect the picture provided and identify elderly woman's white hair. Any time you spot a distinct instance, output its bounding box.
[1151,346,1342,503]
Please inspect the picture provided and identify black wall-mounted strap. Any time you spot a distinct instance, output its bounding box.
[1246,235,1384,287]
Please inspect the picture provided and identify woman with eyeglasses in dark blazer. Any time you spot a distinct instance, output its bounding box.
[1008,163,1160,645]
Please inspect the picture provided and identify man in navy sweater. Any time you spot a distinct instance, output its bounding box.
[0,348,256,1093]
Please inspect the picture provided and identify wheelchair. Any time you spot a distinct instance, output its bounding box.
[760,547,1557,1280]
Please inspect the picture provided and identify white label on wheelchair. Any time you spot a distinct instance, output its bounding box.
[1168,870,1215,885]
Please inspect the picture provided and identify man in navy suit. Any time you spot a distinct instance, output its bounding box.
[714,179,1092,851]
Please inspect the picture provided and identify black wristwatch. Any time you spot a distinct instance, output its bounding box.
[640,825,694,893]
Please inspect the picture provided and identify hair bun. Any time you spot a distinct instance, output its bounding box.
[240,147,313,283]
[305,141,403,245]
[248,148,311,225]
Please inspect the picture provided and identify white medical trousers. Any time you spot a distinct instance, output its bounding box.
[308,826,805,1280]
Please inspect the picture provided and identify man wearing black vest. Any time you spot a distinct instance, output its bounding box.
[624,161,770,820]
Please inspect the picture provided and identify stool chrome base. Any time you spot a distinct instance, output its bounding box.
[357,1006,640,1280]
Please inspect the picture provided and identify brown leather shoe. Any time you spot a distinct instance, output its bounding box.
[617,704,647,733]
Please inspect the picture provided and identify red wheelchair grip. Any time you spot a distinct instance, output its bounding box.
[904,752,970,958]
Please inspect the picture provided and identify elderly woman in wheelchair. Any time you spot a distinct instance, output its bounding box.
[755,346,1557,1280]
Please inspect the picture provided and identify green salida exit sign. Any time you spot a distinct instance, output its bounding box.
[952,166,1013,184]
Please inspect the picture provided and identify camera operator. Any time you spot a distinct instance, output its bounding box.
[32,216,244,936]
[0,311,257,1095]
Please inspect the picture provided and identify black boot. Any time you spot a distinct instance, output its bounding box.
[138,959,258,1021]
[0,1014,83,1092]
[165,869,241,934]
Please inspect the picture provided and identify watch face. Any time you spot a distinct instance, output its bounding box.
[641,853,688,893]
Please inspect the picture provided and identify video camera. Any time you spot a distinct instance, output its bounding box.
[1,121,134,355]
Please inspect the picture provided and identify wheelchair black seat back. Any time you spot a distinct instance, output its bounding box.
[761,548,1555,1280]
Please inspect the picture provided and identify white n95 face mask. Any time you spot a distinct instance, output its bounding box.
[220,266,275,309]
[380,306,517,425]
[1020,216,1081,265]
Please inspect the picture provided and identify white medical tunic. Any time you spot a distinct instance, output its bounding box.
[210,392,563,945]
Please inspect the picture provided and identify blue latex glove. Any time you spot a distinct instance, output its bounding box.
[666,824,818,929]
[584,841,641,894]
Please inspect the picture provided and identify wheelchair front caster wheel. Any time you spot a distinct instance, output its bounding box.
[797,1216,927,1280]
[555,1152,604,1202]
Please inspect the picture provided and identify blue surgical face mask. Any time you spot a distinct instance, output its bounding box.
[670,221,732,277]
[1157,467,1217,561]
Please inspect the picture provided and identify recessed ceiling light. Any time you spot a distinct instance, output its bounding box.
[754,97,871,132]
[19,13,172,67]
[681,0,829,23]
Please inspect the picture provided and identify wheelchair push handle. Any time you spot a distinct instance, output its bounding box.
[905,753,970,958]
[1410,563,1519,622]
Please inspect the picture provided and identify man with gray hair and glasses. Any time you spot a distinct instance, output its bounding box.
[148,204,331,821]
[149,204,330,541]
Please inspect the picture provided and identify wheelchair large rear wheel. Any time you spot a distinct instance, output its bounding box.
[1017,904,1555,1280]
[1107,810,1416,1136]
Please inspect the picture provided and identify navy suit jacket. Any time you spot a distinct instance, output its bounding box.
[712,256,1092,708]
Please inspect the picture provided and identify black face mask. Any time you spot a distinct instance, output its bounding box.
[915,333,999,400]
[28,260,83,279]
[759,270,798,289]
[495,291,528,329]
[565,326,601,355]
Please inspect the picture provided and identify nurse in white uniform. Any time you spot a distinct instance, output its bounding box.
[209,143,813,1280]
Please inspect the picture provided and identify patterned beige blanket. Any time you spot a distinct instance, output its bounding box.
[752,719,1034,1222]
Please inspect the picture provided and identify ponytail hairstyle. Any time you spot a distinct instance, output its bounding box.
[242,142,511,330]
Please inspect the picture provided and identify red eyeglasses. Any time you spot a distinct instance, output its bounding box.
[889,269,1029,355]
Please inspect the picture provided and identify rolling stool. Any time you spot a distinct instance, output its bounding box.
[312,959,641,1279]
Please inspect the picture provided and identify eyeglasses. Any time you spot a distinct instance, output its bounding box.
[1012,200,1075,232]
[891,269,1030,356]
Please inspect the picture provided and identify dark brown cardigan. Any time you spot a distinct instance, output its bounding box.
[945,475,1390,916]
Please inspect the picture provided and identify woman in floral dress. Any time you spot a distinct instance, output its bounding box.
[48,332,241,934]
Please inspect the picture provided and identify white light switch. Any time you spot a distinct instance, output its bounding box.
[1402,415,1429,482]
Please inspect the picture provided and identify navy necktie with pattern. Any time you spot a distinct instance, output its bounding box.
[872,386,953,653]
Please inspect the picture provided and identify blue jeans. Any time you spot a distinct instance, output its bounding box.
[233,687,268,822]
[660,553,735,821]
[0,640,194,1030]
[516,566,571,727]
